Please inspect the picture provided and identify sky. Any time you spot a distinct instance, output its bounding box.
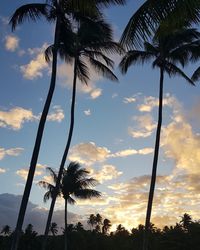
[1,0,200,234]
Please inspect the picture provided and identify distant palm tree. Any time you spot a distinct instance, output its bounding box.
[102,219,112,235]
[1,225,11,236]
[180,213,192,230]
[49,222,58,236]
[43,15,123,249]
[87,214,96,230]
[96,214,103,226]
[39,162,101,250]
[120,27,199,250]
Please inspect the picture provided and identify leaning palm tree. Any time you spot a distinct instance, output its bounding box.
[42,16,122,250]
[119,27,199,250]
[120,0,200,49]
[39,162,101,250]
[10,1,125,249]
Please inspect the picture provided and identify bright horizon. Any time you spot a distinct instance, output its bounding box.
[1,0,200,234]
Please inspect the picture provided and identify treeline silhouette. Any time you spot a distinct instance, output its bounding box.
[1,213,200,250]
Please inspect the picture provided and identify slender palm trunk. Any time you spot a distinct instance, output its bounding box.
[10,17,60,250]
[64,200,68,250]
[42,58,78,250]
[142,67,164,250]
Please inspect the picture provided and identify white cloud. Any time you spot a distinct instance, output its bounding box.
[0,107,34,130]
[90,88,102,99]
[0,147,24,160]
[5,35,19,52]
[84,109,91,116]
[129,114,156,138]
[16,168,44,180]
[20,43,49,80]
[123,96,136,104]
[0,168,6,174]
[90,165,122,183]
[69,142,110,165]
[47,106,64,122]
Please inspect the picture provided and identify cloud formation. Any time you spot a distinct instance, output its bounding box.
[20,43,49,80]
[0,147,24,160]
[0,168,6,174]
[5,35,19,52]
[84,109,91,116]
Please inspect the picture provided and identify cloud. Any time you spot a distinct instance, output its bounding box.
[84,109,91,116]
[20,43,49,80]
[0,193,81,234]
[0,168,6,174]
[123,96,136,104]
[128,114,156,138]
[16,167,44,180]
[0,105,64,130]
[138,94,179,113]
[0,107,34,130]
[0,147,24,160]
[47,106,64,122]
[69,142,110,165]
[162,113,200,175]
[90,165,122,183]
[5,35,19,52]
[90,89,102,99]
[57,62,103,99]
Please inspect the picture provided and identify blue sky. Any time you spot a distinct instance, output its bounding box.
[1,0,200,232]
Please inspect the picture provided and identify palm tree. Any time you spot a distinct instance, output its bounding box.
[119,27,199,250]
[87,214,96,230]
[102,218,112,235]
[42,15,123,250]
[9,1,125,249]
[39,162,101,250]
[49,222,58,236]
[120,0,200,49]
[1,225,11,236]
[180,213,192,230]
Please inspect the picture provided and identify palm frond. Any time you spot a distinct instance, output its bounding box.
[119,50,155,74]
[89,57,118,81]
[10,4,50,30]
[45,45,54,63]
[77,178,99,188]
[83,50,114,68]
[67,195,76,204]
[73,189,101,199]
[192,66,200,82]
[163,61,195,85]
[46,167,58,184]
[76,58,90,84]
[43,190,53,203]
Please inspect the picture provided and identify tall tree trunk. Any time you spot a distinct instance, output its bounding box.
[10,17,60,250]
[42,57,78,250]
[142,67,164,250]
[64,199,68,250]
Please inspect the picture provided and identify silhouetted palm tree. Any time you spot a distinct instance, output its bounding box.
[9,1,125,249]
[43,15,123,249]
[1,225,11,236]
[39,162,101,250]
[180,213,192,230]
[120,27,199,250]
[87,214,96,230]
[102,219,111,235]
[49,222,58,236]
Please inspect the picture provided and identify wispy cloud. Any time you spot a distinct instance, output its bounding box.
[0,147,24,160]
[0,168,6,174]
[84,109,91,116]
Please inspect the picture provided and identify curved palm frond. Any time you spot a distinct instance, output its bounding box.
[191,66,200,81]
[76,58,90,84]
[67,195,76,204]
[83,50,114,67]
[46,167,58,184]
[76,178,99,188]
[120,0,200,49]
[10,3,51,30]
[119,50,155,74]
[89,57,118,81]
[163,61,195,85]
